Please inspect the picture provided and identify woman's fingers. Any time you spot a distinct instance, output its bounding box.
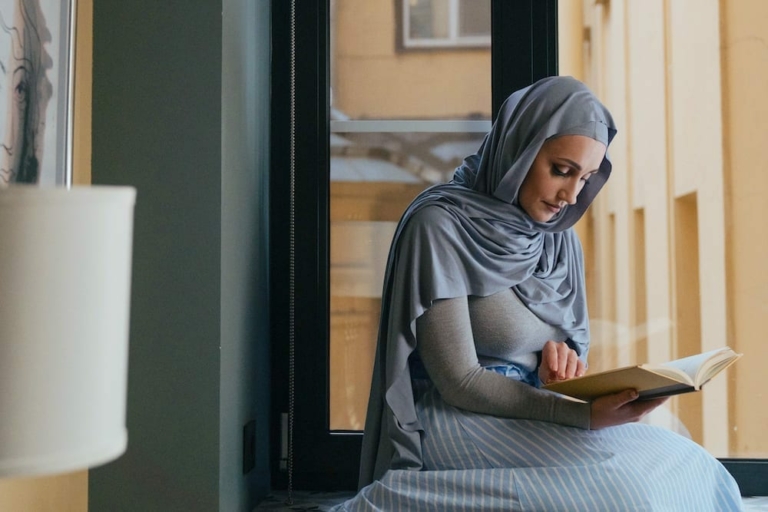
[591,391,670,429]
[563,348,579,379]
[628,397,668,421]
[542,340,558,369]
[576,358,586,378]
[590,390,638,429]
[552,341,567,377]
[540,341,558,383]
[540,340,584,383]
[610,389,639,409]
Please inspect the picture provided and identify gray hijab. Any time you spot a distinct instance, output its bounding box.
[358,76,617,487]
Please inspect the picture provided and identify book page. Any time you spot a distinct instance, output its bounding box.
[642,365,692,384]
[696,352,742,387]
[659,347,734,386]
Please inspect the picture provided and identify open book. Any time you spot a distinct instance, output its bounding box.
[542,347,742,402]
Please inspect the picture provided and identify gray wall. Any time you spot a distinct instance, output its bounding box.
[220,0,271,509]
[89,1,270,510]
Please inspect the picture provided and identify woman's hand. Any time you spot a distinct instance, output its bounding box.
[538,340,586,385]
[590,389,668,429]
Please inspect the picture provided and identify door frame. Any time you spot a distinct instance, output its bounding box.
[270,0,558,490]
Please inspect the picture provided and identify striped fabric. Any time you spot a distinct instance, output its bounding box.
[333,386,743,511]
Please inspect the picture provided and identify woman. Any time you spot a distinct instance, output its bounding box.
[333,76,742,511]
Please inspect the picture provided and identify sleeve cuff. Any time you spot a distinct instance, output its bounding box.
[553,396,591,430]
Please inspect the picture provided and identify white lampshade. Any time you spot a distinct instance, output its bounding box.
[0,185,136,477]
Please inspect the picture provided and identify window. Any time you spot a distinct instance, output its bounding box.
[272,0,558,489]
[402,0,491,49]
[330,0,491,431]
[275,0,768,497]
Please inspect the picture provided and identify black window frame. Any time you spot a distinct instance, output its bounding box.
[269,0,767,495]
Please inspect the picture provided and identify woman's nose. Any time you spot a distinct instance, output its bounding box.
[558,181,579,206]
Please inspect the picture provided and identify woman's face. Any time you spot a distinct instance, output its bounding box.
[518,135,607,223]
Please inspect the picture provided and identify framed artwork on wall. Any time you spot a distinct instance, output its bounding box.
[0,0,76,186]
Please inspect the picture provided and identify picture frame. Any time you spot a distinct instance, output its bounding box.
[0,0,76,186]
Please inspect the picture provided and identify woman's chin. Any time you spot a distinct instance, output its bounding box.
[532,211,556,223]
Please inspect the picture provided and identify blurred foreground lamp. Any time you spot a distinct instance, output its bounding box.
[0,185,136,477]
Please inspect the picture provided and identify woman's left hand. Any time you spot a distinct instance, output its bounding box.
[538,340,586,385]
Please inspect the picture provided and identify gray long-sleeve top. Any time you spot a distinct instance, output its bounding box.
[415,288,591,429]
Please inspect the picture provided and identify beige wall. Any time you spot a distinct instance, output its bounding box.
[0,474,86,512]
[557,0,584,82]
[720,0,768,457]
[332,0,491,119]
[565,0,767,456]
[0,0,92,509]
[626,0,673,369]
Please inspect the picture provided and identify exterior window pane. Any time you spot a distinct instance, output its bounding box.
[330,0,490,430]
[329,129,486,431]
[409,0,449,39]
[402,0,490,48]
[458,0,491,37]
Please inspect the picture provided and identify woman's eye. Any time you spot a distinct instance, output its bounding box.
[552,166,568,177]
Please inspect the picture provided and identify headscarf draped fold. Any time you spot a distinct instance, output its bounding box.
[359,76,617,488]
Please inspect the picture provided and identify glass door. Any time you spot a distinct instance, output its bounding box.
[270,0,558,490]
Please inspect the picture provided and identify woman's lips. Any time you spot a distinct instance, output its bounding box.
[544,201,561,214]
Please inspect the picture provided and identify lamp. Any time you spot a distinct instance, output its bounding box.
[0,185,136,477]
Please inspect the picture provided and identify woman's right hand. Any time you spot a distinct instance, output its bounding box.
[589,389,668,430]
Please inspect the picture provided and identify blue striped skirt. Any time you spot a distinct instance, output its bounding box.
[333,384,743,511]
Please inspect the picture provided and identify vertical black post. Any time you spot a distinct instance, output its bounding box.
[270,0,291,491]
[272,0,358,490]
